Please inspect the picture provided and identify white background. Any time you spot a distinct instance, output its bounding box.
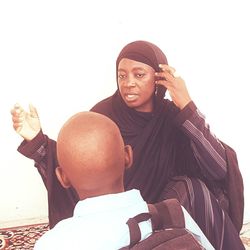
[0,0,249,227]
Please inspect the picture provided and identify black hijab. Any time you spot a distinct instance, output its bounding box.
[91,40,197,202]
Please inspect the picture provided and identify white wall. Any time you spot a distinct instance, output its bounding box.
[0,0,249,227]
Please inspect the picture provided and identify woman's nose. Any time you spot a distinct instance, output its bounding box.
[125,76,136,87]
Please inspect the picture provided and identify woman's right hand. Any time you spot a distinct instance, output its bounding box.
[155,64,192,110]
[10,103,41,141]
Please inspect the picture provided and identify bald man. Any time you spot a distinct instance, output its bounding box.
[34,111,152,249]
[34,111,214,250]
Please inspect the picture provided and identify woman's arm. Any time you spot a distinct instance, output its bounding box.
[174,101,227,180]
[17,130,58,189]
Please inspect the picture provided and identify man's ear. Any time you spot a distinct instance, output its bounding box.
[55,166,71,189]
[124,145,133,169]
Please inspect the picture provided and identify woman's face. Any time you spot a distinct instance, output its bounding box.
[117,58,156,112]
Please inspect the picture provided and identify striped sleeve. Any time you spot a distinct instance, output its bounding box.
[174,101,227,180]
[17,130,55,188]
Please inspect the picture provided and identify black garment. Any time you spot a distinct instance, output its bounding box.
[91,91,201,203]
[158,176,245,250]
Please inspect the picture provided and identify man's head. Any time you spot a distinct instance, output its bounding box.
[55,111,133,199]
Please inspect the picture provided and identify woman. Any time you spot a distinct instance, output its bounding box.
[11,40,244,249]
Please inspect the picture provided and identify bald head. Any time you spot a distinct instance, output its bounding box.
[56,112,132,199]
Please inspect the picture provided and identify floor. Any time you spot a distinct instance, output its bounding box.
[241,222,250,249]
[0,220,250,249]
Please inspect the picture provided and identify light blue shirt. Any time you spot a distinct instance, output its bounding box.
[34,190,152,250]
[34,189,214,249]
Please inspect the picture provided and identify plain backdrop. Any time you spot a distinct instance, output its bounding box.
[0,0,249,227]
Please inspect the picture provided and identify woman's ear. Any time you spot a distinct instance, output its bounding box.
[55,166,71,189]
[124,145,133,170]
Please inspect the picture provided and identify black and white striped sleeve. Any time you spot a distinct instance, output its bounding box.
[174,101,227,180]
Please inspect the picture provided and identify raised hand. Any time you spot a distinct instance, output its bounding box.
[10,103,41,141]
[155,64,191,109]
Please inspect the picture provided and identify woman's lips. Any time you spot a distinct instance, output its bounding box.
[124,94,139,102]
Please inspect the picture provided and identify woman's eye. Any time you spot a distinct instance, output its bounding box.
[136,73,145,78]
[118,74,126,79]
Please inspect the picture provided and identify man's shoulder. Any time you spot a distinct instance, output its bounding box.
[34,217,74,249]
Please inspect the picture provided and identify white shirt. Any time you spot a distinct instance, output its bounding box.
[34,189,214,250]
[34,189,152,250]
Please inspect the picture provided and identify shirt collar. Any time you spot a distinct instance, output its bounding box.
[73,189,144,217]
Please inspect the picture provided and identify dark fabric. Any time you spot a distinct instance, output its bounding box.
[42,137,78,229]
[158,176,245,250]
[18,132,78,229]
[148,199,185,230]
[221,142,244,233]
[121,229,203,250]
[121,199,203,250]
[126,213,151,247]
[91,92,200,203]
[116,40,168,72]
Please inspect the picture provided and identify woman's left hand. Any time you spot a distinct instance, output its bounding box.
[155,64,191,110]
